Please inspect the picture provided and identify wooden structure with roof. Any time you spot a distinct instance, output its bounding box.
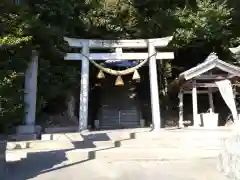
[177,52,240,128]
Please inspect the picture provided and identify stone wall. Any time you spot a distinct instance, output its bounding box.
[218,134,240,179]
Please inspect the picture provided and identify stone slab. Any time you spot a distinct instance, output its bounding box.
[41,133,84,141]
[7,141,30,150]
[7,140,74,151]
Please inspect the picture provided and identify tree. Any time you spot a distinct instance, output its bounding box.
[174,0,232,48]
[0,0,239,131]
[0,1,33,132]
[0,0,68,131]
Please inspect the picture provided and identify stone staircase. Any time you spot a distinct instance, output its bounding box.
[100,107,140,129]
[98,77,141,130]
[6,128,231,162]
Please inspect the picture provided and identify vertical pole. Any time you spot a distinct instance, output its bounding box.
[232,84,240,130]
[148,41,162,130]
[208,88,214,112]
[233,84,238,122]
[178,89,184,128]
[79,41,90,131]
[24,50,38,126]
[233,83,236,100]
[192,80,199,127]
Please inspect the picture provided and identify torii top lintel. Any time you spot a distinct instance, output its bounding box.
[64,36,174,61]
[64,36,173,48]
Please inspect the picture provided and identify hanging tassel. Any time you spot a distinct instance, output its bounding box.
[132,70,140,80]
[97,70,105,79]
[115,76,124,86]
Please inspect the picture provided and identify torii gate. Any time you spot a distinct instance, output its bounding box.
[64,37,174,131]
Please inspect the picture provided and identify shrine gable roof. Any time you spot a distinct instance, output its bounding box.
[179,52,240,81]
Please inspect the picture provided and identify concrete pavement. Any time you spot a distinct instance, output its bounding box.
[5,155,228,180]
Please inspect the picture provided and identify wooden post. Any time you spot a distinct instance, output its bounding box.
[79,41,90,131]
[192,80,199,127]
[233,83,236,99]
[208,88,214,112]
[148,41,162,130]
[233,84,238,122]
[178,90,184,128]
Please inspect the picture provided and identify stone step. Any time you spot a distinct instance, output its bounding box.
[6,146,220,163]
[7,140,74,150]
[7,137,223,151]
[39,127,231,140]
[41,132,84,141]
[40,131,132,141]
[92,148,220,161]
[37,132,228,148]
[6,150,28,161]
[118,139,223,148]
[100,121,140,124]
[6,128,231,151]
[7,140,116,150]
[6,147,100,162]
[99,125,140,130]
[133,131,230,140]
[56,129,230,140]
[57,147,221,161]
[80,132,133,141]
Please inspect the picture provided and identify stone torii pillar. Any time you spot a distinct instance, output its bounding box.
[148,40,162,130]
[79,41,90,131]
[17,50,39,139]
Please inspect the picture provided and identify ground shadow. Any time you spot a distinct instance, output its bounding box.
[5,131,137,180]
[5,149,69,180]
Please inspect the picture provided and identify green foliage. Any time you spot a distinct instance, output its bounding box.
[0,1,32,132]
[227,0,240,46]
[174,0,232,48]
[0,0,68,132]
[1,0,240,132]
